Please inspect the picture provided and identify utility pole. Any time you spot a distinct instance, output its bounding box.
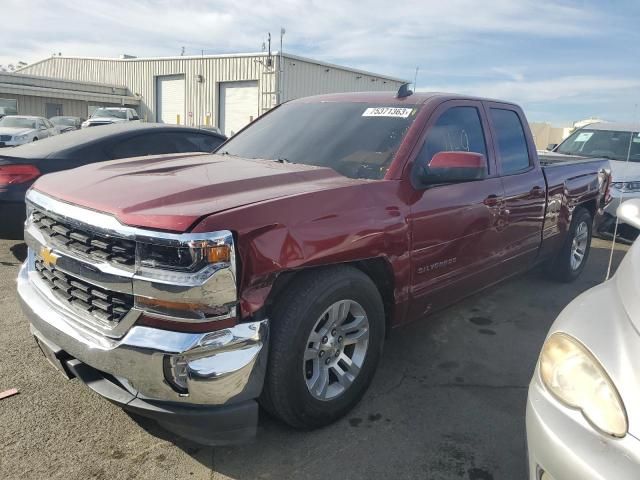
[413,66,419,91]
[279,28,286,104]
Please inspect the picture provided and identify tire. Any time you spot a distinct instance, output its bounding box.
[260,266,385,429]
[549,207,592,282]
[32,138,38,142]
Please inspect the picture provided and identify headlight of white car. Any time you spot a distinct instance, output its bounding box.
[611,181,640,192]
[14,133,29,141]
[540,332,627,437]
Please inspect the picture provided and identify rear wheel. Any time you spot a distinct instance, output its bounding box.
[549,207,592,282]
[261,266,385,429]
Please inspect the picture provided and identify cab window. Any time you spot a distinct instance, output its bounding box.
[490,108,531,174]
[416,106,488,167]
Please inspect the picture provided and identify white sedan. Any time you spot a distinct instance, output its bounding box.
[0,115,58,147]
[526,199,640,479]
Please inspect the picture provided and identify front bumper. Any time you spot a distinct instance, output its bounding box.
[18,262,269,444]
[526,371,640,480]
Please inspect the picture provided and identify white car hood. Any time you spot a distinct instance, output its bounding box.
[607,160,640,182]
[0,127,34,136]
[87,117,127,123]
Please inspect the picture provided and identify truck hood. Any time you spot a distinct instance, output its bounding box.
[32,153,361,232]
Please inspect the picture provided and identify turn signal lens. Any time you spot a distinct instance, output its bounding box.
[206,244,231,263]
[0,164,40,185]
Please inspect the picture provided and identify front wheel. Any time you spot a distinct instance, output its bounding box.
[549,207,592,282]
[261,266,385,429]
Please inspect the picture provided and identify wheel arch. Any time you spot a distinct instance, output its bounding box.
[264,257,396,334]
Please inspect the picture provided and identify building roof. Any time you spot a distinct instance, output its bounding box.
[17,52,409,84]
[0,72,139,104]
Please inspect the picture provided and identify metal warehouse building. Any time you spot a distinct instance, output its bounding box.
[0,72,139,119]
[15,52,407,136]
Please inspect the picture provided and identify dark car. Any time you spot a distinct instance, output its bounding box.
[0,122,226,236]
[49,116,83,133]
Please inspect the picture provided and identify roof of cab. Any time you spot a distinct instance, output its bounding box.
[290,91,519,107]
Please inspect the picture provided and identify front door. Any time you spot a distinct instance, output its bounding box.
[407,101,506,321]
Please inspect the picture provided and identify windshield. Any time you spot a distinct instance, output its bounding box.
[92,108,126,119]
[0,117,36,129]
[220,102,420,180]
[556,128,640,162]
[50,117,76,126]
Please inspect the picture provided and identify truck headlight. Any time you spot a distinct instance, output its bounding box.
[137,240,231,274]
[134,231,238,332]
[540,333,627,437]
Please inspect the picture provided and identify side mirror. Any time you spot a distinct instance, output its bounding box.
[546,143,558,151]
[418,151,486,185]
[617,199,640,230]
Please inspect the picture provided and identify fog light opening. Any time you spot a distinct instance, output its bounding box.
[163,355,189,395]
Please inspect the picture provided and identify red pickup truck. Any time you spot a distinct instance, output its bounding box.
[17,89,610,445]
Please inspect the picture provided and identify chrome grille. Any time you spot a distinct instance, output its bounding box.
[0,135,11,141]
[34,256,133,323]
[32,209,136,267]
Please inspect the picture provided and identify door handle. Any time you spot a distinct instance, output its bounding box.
[483,194,502,207]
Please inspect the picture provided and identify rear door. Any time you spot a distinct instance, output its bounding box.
[407,100,506,319]
[485,103,546,269]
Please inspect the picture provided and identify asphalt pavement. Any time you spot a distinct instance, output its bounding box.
[0,236,628,480]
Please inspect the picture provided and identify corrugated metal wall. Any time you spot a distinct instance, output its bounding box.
[19,54,406,126]
[0,72,128,96]
[281,56,404,101]
[0,93,121,118]
[20,55,272,126]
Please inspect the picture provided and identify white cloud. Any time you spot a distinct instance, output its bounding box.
[2,0,597,68]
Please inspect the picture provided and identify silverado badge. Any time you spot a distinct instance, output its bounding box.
[40,247,60,268]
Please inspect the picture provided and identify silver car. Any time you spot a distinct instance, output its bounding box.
[0,115,58,147]
[540,122,640,237]
[526,199,640,479]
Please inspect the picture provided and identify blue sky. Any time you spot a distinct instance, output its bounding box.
[2,0,638,125]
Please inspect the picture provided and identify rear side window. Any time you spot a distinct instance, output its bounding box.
[490,108,530,174]
[110,132,223,159]
[179,133,224,152]
[417,106,488,166]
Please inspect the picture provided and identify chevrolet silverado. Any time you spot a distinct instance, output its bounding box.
[17,89,611,445]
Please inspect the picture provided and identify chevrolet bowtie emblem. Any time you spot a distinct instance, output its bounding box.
[40,247,60,267]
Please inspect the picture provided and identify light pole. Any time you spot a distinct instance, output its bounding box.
[280,27,286,104]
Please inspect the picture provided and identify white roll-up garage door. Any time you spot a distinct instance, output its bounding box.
[219,81,259,136]
[156,75,185,124]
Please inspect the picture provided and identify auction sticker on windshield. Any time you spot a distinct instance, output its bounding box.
[575,132,594,142]
[362,107,414,118]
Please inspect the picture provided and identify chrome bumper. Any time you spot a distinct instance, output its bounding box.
[18,262,269,405]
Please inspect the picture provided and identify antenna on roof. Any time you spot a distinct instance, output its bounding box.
[396,82,413,98]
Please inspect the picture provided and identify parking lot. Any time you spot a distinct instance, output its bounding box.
[0,236,628,480]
